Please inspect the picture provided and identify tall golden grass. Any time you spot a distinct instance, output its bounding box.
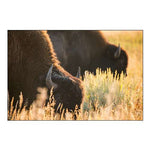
[8,31,143,120]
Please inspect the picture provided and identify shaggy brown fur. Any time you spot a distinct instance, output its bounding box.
[47,30,128,76]
[8,30,84,112]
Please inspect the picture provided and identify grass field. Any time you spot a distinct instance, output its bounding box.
[8,31,143,120]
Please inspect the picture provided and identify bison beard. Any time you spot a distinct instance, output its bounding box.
[47,30,128,76]
[8,30,84,113]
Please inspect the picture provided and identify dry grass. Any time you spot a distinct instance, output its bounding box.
[8,31,143,120]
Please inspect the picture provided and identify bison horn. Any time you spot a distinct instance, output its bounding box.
[76,67,81,78]
[46,64,58,89]
[114,43,121,58]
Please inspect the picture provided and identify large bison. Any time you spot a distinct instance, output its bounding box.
[8,30,84,112]
[47,30,128,76]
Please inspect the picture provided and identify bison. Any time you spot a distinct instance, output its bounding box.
[8,30,84,113]
[47,30,128,76]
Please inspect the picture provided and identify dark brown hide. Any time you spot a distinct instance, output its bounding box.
[8,30,84,112]
[47,30,128,76]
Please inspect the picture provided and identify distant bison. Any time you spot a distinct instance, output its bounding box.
[47,30,128,76]
[8,30,84,112]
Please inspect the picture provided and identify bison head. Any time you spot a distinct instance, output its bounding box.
[105,43,128,76]
[46,64,84,112]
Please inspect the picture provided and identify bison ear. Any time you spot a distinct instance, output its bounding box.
[114,43,121,58]
[46,64,58,89]
[76,66,81,78]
